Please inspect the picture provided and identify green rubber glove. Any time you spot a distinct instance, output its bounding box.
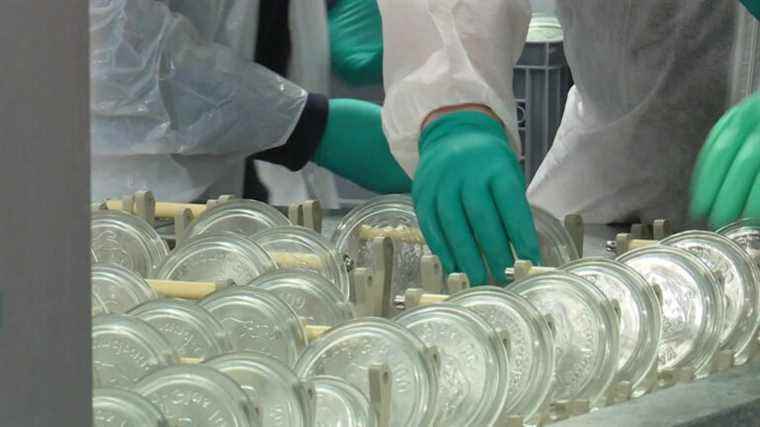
[690,93,760,228]
[413,111,542,286]
[740,0,760,19]
[313,99,411,194]
[328,0,383,86]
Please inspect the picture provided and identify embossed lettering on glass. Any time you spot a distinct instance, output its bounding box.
[134,365,260,427]
[92,263,158,314]
[200,287,307,367]
[618,246,725,378]
[130,299,232,359]
[206,352,313,427]
[662,231,760,366]
[449,287,554,421]
[394,304,509,426]
[296,318,438,427]
[91,210,169,277]
[92,315,177,388]
[511,272,619,406]
[248,270,354,327]
[93,388,169,427]
[154,233,275,285]
[561,258,662,397]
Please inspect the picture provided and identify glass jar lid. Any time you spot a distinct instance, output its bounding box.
[93,388,168,427]
[510,271,620,405]
[718,218,760,269]
[129,299,232,359]
[617,245,725,377]
[134,364,260,427]
[248,270,354,327]
[331,195,430,314]
[91,210,169,277]
[310,375,377,427]
[205,352,313,427]
[252,226,351,301]
[448,287,554,421]
[92,263,158,314]
[295,317,438,427]
[92,314,177,387]
[200,287,307,367]
[531,207,579,267]
[183,199,290,240]
[561,258,662,395]
[92,292,109,317]
[154,233,275,285]
[661,231,760,365]
[394,303,509,426]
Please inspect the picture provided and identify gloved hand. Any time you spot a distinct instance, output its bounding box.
[690,94,760,228]
[313,99,411,194]
[328,0,383,86]
[413,111,542,285]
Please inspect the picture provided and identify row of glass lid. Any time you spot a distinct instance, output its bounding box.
[90,195,760,427]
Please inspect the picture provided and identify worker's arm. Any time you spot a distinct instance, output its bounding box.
[690,93,760,228]
[328,0,384,86]
[92,0,405,189]
[376,0,541,285]
[91,0,312,163]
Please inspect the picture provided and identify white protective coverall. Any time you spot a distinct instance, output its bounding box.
[90,0,339,206]
[379,0,759,225]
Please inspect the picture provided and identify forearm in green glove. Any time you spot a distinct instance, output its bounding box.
[413,111,542,286]
[313,99,411,194]
[690,93,760,228]
[328,0,384,86]
[740,0,760,19]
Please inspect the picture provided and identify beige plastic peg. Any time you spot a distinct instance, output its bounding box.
[370,237,394,317]
[271,252,323,269]
[288,203,304,225]
[504,260,556,281]
[393,288,449,311]
[134,191,156,226]
[358,225,425,244]
[608,233,657,255]
[178,357,203,365]
[549,399,589,422]
[107,199,207,219]
[658,367,695,388]
[639,360,660,395]
[369,364,392,427]
[710,350,736,374]
[301,200,322,232]
[564,214,584,258]
[652,219,673,240]
[147,279,229,300]
[304,324,332,342]
[353,268,381,317]
[420,255,445,294]
[174,208,194,246]
[605,381,633,406]
[630,223,653,239]
[446,273,470,295]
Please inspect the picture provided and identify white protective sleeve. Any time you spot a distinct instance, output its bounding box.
[90,0,307,201]
[378,0,532,177]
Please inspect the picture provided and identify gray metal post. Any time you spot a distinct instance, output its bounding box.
[0,1,90,425]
